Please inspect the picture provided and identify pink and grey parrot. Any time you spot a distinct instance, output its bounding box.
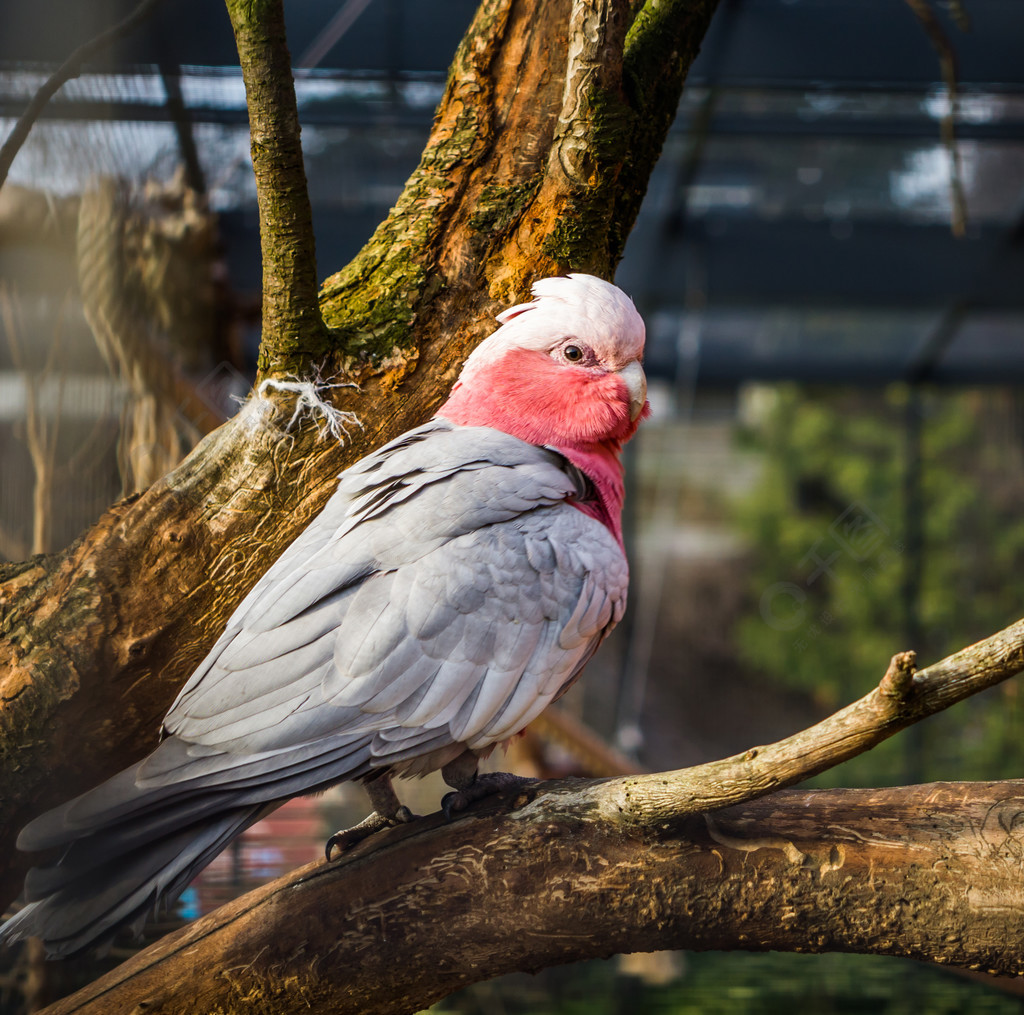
[0,273,647,957]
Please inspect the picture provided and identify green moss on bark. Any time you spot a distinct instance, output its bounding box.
[470,181,541,237]
[539,82,638,272]
[617,0,719,238]
[318,84,490,364]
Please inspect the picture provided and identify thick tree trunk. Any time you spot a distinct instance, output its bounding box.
[0,0,718,918]
[36,780,1024,1015]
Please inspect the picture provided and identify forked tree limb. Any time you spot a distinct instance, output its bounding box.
[35,618,1024,1014]
[0,0,719,916]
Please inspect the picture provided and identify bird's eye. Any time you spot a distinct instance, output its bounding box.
[564,345,584,362]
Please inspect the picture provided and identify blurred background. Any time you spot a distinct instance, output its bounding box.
[1,0,1024,1011]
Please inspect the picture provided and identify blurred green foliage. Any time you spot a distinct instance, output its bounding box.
[733,384,1024,785]
[433,951,1022,1014]
[431,384,1024,1015]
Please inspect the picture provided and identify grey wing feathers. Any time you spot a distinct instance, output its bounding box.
[3,419,627,957]
[12,420,625,882]
[162,419,626,767]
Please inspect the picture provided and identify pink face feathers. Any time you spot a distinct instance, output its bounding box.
[442,347,642,448]
[439,274,649,545]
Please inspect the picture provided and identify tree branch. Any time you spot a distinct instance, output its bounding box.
[38,779,1024,1014]
[596,620,1024,824]
[32,618,1024,1014]
[0,0,164,193]
[0,0,718,923]
[224,0,332,377]
[902,0,968,236]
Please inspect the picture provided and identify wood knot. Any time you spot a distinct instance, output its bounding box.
[879,650,917,699]
[119,632,156,665]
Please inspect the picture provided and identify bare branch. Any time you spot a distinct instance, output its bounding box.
[38,778,1024,1014]
[0,0,163,193]
[589,618,1024,825]
[902,0,968,236]
[223,0,331,378]
[31,618,1024,1014]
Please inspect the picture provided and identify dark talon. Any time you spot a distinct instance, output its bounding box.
[441,772,538,821]
[441,791,460,821]
[326,773,416,860]
[325,813,384,860]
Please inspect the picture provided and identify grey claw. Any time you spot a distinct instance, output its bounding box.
[325,806,418,860]
[441,772,537,821]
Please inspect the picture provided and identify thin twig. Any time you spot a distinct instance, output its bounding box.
[903,0,968,237]
[578,616,1024,824]
[947,0,971,32]
[224,0,331,377]
[0,0,164,192]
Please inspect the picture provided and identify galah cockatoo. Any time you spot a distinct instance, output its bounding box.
[0,273,648,958]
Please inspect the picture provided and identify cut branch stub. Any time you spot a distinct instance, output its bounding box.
[879,650,917,698]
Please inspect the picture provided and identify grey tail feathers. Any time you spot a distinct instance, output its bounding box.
[0,733,375,957]
[0,802,271,958]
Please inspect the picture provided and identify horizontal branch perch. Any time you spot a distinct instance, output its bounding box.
[36,617,1024,1014]
[41,779,1024,1015]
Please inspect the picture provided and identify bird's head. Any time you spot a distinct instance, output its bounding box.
[440,274,649,452]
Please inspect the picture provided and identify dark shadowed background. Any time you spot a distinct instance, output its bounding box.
[2,1,1023,1011]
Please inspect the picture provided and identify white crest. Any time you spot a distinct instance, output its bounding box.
[460,274,645,382]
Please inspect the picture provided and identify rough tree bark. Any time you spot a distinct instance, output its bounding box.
[36,782,1024,1015]
[32,622,1024,1013]
[3,0,1023,1012]
[0,0,716,914]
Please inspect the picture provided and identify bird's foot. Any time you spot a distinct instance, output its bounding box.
[441,771,537,821]
[325,805,417,860]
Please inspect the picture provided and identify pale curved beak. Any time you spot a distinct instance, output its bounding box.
[617,360,648,421]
